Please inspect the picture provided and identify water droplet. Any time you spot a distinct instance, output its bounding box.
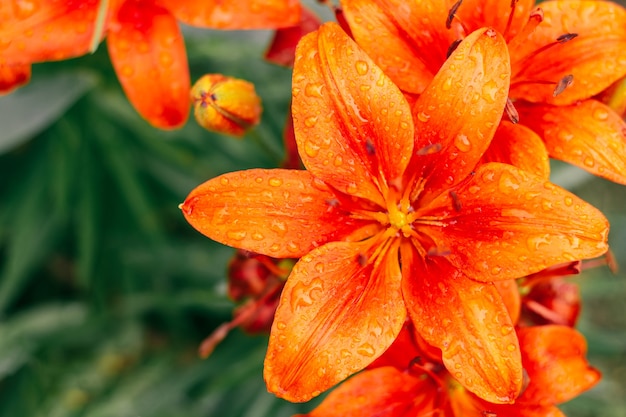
[356,343,375,357]
[305,83,324,98]
[251,232,264,241]
[506,343,516,352]
[290,278,324,309]
[442,77,453,91]
[346,183,358,194]
[564,196,573,206]
[334,155,343,167]
[491,266,501,275]
[226,230,247,240]
[454,134,471,152]
[500,325,513,336]
[417,111,430,122]
[498,170,520,193]
[314,262,324,273]
[286,242,299,252]
[220,177,229,185]
[276,321,287,330]
[304,116,318,128]
[269,243,280,252]
[481,80,499,103]
[583,156,595,167]
[355,60,369,75]
[400,121,409,129]
[592,107,609,121]
[304,140,320,157]
[121,65,134,77]
[14,0,38,19]
[159,51,173,67]
[269,177,283,187]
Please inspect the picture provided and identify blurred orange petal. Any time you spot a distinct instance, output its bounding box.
[296,366,438,417]
[265,240,406,402]
[107,0,189,128]
[481,121,550,179]
[265,7,321,67]
[517,99,626,185]
[163,0,300,29]
[0,63,31,94]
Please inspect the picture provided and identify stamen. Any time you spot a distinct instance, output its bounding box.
[446,0,463,29]
[507,8,543,56]
[357,253,368,266]
[503,0,519,38]
[416,143,443,155]
[427,246,451,257]
[553,74,573,97]
[365,139,376,155]
[325,198,340,208]
[446,39,462,58]
[556,33,578,43]
[449,190,462,212]
[482,412,497,417]
[505,97,520,124]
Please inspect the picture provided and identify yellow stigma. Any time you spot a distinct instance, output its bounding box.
[388,205,408,230]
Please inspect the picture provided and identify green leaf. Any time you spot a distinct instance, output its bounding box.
[0,71,98,154]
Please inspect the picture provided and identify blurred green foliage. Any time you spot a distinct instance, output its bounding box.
[0,22,625,417]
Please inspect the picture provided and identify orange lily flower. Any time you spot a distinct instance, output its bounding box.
[0,0,101,94]
[1,0,301,128]
[297,323,601,417]
[341,0,626,183]
[181,23,608,403]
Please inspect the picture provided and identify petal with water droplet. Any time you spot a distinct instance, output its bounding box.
[108,1,189,128]
[181,169,369,258]
[408,28,510,203]
[517,99,626,185]
[400,243,522,404]
[265,239,406,402]
[292,23,415,207]
[421,162,609,280]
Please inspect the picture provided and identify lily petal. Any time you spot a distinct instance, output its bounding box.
[421,163,609,281]
[162,0,300,29]
[494,279,521,325]
[517,325,601,406]
[456,0,536,41]
[265,6,321,67]
[181,169,369,259]
[0,0,99,63]
[409,28,510,202]
[107,0,189,128]
[480,120,550,179]
[296,366,438,417]
[340,0,451,94]
[511,0,626,105]
[0,63,31,94]
[265,240,406,402]
[517,99,626,185]
[292,22,415,207]
[401,242,522,404]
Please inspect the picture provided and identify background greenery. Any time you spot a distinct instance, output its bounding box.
[0,13,625,417]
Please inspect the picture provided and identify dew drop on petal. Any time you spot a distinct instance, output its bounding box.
[251,232,264,241]
[226,230,247,241]
[314,262,324,273]
[506,344,516,352]
[269,177,283,187]
[417,111,431,122]
[276,321,287,330]
[304,140,320,157]
[454,133,471,152]
[304,116,318,128]
[355,60,369,75]
[592,107,609,121]
[304,83,324,98]
[564,196,573,206]
[583,156,595,167]
[356,343,375,357]
[220,177,229,186]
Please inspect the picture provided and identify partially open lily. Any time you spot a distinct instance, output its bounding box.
[181,23,608,403]
[341,0,626,183]
[296,323,601,417]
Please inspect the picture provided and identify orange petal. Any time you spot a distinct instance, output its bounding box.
[510,0,626,105]
[296,366,438,417]
[456,0,536,41]
[191,74,262,137]
[409,28,510,202]
[421,163,609,281]
[0,63,31,94]
[265,240,406,402]
[494,279,521,326]
[400,242,522,404]
[517,99,626,184]
[0,0,98,64]
[107,1,189,129]
[292,23,415,207]
[517,325,601,406]
[181,169,370,258]
[341,0,450,94]
[265,7,321,67]
[480,120,550,179]
[162,0,300,29]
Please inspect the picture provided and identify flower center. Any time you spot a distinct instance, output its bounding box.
[388,205,408,230]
